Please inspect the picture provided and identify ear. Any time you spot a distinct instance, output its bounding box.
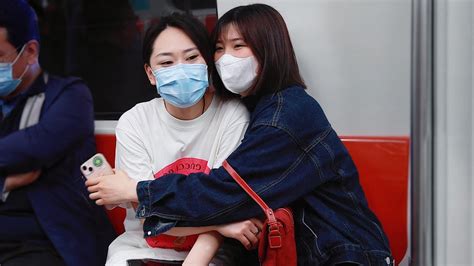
[144,64,156,86]
[23,40,40,65]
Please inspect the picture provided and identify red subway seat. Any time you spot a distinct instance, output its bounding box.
[95,134,409,263]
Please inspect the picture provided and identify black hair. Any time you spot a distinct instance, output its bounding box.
[0,0,40,51]
[142,13,235,99]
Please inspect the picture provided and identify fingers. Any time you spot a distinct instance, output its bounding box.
[243,229,259,250]
[89,191,100,200]
[87,184,99,193]
[89,191,106,206]
[85,177,100,187]
[249,220,262,236]
[85,173,114,186]
[239,219,261,250]
[250,218,264,232]
[237,234,252,250]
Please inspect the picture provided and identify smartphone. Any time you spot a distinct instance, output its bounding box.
[80,153,113,179]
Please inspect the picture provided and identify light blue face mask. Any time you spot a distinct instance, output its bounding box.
[153,63,208,108]
[0,45,28,97]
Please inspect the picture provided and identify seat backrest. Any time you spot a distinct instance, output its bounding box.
[342,136,409,264]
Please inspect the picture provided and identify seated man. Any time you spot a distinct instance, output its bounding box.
[0,1,115,265]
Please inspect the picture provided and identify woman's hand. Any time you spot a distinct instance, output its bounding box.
[216,218,263,250]
[85,170,138,205]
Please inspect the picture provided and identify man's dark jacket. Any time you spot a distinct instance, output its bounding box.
[0,73,116,266]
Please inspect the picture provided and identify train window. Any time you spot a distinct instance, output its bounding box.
[29,0,218,120]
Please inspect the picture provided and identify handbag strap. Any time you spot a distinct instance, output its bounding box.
[222,160,277,224]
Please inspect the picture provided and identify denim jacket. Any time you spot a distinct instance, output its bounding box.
[136,86,393,265]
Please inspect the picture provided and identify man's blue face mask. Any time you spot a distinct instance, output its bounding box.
[0,45,28,97]
[153,63,208,108]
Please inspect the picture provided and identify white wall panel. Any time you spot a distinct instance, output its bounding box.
[217,0,411,136]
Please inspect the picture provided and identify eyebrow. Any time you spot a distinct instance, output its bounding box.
[216,37,244,44]
[155,47,198,57]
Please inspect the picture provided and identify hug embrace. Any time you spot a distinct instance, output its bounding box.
[86,4,393,266]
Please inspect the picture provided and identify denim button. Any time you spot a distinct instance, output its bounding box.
[147,231,152,236]
[140,208,145,216]
[385,257,390,265]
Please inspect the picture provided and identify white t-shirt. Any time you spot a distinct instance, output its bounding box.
[106,95,249,265]
[106,95,249,266]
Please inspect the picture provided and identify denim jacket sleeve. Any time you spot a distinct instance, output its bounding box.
[136,121,336,233]
[0,81,94,175]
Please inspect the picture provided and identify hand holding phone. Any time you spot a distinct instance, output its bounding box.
[81,153,118,210]
[80,153,114,179]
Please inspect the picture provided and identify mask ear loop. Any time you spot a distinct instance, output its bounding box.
[11,45,27,66]
[14,45,30,81]
[17,64,30,80]
[10,44,29,81]
[12,44,30,83]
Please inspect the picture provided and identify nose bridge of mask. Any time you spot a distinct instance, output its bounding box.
[153,64,208,108]
[184,64,209,80]
[153,64,207,86]
[154,65,186,86]
[221,53,247,64]
[217,54,254,81]
[219,54,250,68]
[215,54,258,94]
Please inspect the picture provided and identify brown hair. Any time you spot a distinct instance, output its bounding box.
[212,4,306,97]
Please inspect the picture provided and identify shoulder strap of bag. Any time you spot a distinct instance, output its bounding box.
[222,160,277,224]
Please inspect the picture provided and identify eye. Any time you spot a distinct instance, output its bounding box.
[186,54,199,61]
[214,44,224,52]
[160,61,173,66]
[234,44,246,49]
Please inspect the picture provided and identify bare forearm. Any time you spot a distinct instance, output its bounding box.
[183,232,223,266]
[165,226,218,237]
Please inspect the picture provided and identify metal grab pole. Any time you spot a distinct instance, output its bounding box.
[411,0,434,264]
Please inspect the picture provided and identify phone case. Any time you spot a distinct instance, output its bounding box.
[80,153,114,179]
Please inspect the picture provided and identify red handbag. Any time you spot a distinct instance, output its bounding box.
[223,160,297,266]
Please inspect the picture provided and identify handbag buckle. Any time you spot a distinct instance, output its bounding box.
[268,223,282,248]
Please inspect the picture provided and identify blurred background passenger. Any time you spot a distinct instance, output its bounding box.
[0,1,115,265]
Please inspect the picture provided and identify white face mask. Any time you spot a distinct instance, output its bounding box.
[215,54,258,95]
